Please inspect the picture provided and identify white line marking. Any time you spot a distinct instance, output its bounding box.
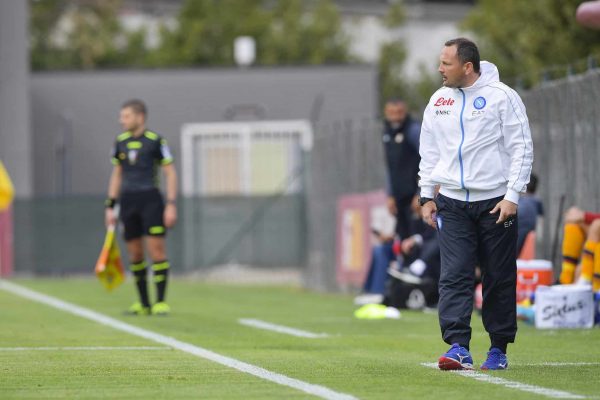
[0,280,356,400]
[421,363,585,399]
[515,362,600,367]
[0,346,169,351]
[424,361,600,367]
[239,318,330,338]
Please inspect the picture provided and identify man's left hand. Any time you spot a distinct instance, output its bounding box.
[490,199,517,224]
[164,204,177,228]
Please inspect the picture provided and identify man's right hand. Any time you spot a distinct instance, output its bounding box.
[421,200,437,230]
[105,208,117,228]
[387,196,397,216]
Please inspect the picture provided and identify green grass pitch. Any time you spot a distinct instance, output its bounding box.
[1,278,599,399]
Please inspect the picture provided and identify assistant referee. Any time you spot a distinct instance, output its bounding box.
[105,99,178,316]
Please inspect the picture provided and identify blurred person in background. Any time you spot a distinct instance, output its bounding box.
[354,193,440,316]
[354,100,421,305]
[385,194,440,310]
[354,207,396,306]
[105,99,178,316]
[382,99,422,241]
[388,194,440,286]
[559,205,600,292]
[516,173,543,255]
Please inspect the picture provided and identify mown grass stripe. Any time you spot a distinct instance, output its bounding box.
[0,280,357,400]
[515,362,600,367]
[0,346,169,351]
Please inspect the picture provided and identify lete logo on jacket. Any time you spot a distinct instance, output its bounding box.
[434,97,455,107]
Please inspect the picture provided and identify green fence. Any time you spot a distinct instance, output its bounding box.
[13,195,305,275]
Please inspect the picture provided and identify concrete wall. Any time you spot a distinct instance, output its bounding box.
[31,66,377,196]
[17,66,378,275]
[0,1,32,197]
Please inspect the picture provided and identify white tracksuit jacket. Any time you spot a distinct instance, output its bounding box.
[418,61,534,204]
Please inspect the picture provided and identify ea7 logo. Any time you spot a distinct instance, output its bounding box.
[504,219,514,228]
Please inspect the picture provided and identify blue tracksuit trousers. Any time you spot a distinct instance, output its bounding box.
[435,194,518,349]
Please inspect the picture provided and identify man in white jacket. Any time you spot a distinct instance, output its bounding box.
[419,38,533,371]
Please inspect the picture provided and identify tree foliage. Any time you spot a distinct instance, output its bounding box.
[379,41,408,105]
[30,0,68,70]
[377,0,438,112]
[153,0,351,67]
[30,0,352,70]
[29,0,417,112]
[462,0,600,87]
[30,0,123,70]
[377,0,409,107]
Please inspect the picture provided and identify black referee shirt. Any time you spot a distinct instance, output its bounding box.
[111,130,173,193]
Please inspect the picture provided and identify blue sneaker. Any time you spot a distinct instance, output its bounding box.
[438,343,473,370]
[480,348,508,370]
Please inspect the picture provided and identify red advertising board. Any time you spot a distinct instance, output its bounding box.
[0,206,13,277]
[336,190,392,287]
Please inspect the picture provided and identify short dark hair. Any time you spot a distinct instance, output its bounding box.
[527,173,538,194]
[445,37,480,74]
[121,99,147,117]
[386,97,405,105]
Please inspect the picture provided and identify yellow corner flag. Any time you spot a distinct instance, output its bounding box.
[95,225,125,291]
[0,160,14,211]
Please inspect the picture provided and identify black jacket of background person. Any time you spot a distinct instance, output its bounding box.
[382,116,421,202]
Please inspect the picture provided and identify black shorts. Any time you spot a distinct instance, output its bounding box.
[119,189,165,241]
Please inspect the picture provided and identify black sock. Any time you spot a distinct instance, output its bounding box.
[152,260,170,303]
[130,261,150,308]
[459,343,470,351]
[490,341,507,354]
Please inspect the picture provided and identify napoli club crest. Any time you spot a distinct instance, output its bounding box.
[473,96,486,110]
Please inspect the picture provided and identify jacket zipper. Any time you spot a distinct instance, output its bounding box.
[458,89,470,202]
